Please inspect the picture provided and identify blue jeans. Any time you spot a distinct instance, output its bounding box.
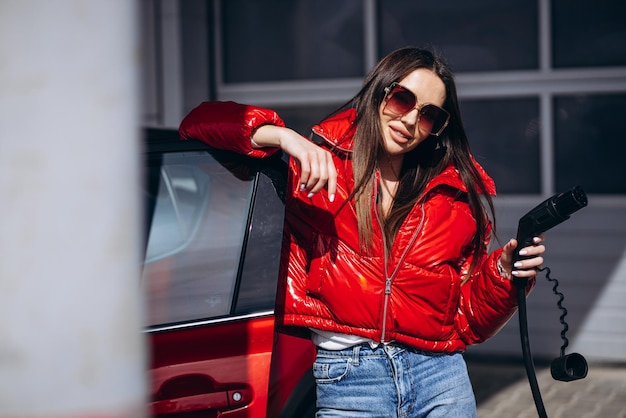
[313,344,476,418]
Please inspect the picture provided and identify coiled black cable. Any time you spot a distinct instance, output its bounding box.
[517,266,583,417]
[538,266,570,357]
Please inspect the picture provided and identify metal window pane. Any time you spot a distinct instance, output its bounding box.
[552,0,626,68]
[379,0,538,72]
[554,94,626,194]
[461,98,541,194]
[221,0,364,82]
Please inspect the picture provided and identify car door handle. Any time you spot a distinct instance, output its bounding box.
[151,388,252,414]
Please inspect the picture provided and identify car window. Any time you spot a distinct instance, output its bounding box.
[142,151,254,327]
[234,170,286,315]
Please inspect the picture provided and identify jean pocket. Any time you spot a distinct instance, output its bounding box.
[312,358,351,384]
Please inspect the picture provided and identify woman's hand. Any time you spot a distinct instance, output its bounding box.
[252,125,338,201]
[498,236,545,280]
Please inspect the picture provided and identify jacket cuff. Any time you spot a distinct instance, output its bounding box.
[487,248,535,298]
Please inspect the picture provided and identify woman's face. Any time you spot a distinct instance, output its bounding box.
[378,68,447,157]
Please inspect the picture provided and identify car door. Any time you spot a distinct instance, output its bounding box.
[141,130,294,417]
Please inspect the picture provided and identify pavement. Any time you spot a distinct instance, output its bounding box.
[466,357,626,418]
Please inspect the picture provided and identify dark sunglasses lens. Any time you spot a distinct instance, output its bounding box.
[388,87,415,114]
[420,105,448,133]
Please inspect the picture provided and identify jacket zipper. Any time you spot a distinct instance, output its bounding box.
[378,200,426,343]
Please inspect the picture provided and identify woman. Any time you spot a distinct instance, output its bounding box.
[180,47,545,418]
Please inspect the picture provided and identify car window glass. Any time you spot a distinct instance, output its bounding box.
[234,173,286,314]
[142,151,254,327]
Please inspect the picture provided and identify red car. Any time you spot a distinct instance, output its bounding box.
[142,129,316,417]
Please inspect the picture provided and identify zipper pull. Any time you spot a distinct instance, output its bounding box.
[385,277,392,295]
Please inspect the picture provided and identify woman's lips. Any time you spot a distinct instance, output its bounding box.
[390,126,412,143]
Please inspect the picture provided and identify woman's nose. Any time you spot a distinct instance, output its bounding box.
[400,107,420,127]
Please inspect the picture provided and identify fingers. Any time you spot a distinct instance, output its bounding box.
[297,146,337,201]
[511,253,544,278]
[502,238,518,257]
[299,148,335,193]
[499,236,546,279]
[277,129,338,202]
[326,172,338,203]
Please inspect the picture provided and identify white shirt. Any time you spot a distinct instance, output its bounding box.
[310,328,380,350]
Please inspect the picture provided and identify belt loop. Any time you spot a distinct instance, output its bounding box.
[351,344,361,366]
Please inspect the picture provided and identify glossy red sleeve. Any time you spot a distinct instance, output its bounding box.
[178,101,285,158]
[455,246,536,345]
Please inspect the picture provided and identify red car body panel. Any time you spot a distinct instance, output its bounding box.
[150,316,274,417]
[149,317,315,417]
[143,131,316,417]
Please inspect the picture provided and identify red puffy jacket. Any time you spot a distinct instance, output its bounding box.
[180,101,532,353]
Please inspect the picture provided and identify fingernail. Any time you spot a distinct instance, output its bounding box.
[300,184,306,191]
[511,270,520,276]
[514,262,523,268]
[329,193,335,202]
[533,237,541,243]
[519,249,528,256]
[307,192,314,198]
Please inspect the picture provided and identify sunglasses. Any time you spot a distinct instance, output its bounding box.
[383,82,450,136]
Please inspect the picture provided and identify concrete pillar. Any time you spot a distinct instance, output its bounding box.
[0,1,146,417]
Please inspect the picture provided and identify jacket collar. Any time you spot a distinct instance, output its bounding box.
[423,162,496,197]
[311,108,357,153]
[311,108,496,196]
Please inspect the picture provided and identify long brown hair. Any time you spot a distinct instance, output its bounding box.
[335,47,495,277]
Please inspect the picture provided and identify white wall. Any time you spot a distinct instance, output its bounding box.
[0,1,146,417]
